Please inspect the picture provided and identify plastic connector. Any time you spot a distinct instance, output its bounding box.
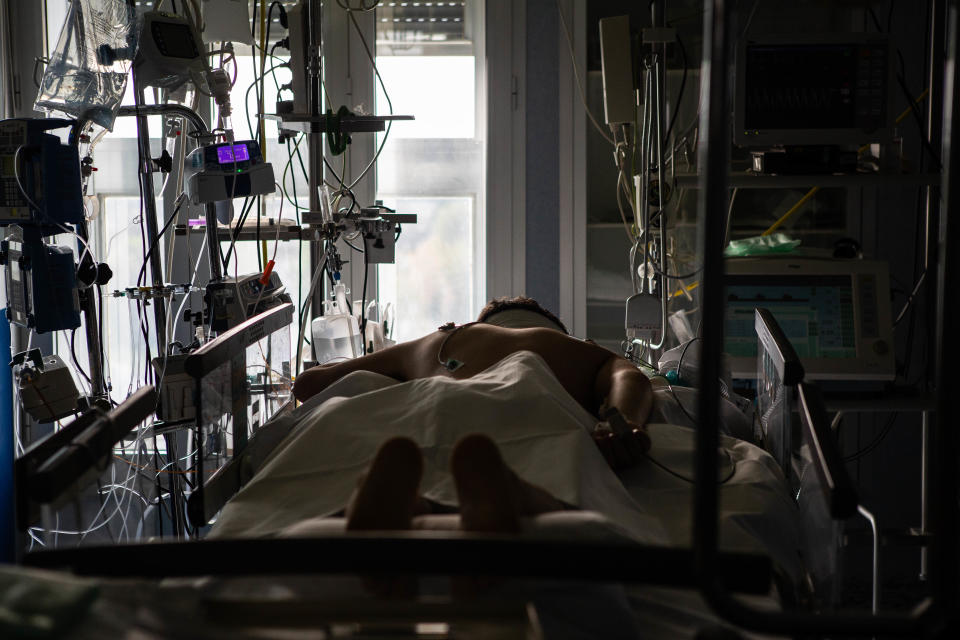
[260,259,275,286]
[625,293,663,343]
[207,68,233,118]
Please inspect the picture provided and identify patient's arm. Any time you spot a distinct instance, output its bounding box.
[594,356,654,429]
[293,341,418,401]
[591,356,654,462]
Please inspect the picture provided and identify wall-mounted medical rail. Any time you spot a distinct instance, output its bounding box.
[693,0,959,635]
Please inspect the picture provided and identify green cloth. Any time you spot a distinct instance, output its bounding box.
[724,233,801,257]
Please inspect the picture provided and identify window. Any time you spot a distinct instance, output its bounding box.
[99,196,163,399]
[374,0,485,341]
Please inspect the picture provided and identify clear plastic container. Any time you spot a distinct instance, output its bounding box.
[311,284,362,364]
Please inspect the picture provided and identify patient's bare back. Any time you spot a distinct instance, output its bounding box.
[294,324,613,413]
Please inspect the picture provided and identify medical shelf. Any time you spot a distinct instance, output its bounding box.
[674,172,941,189]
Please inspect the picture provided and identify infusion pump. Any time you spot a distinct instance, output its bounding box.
[184,140,275,204]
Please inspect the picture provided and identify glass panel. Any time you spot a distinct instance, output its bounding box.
[245,320,292,430]
[374,0,484,341]
[100,196,163,400]
[377,196,475,341]
[376,2,467,43]
[200,359,233,463]
[374,57,475,139]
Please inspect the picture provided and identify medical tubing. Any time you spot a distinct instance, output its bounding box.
[555,0,614,146]
[640,59,654,293]
[359,249,369,353]
[70,328,93,387]
[651,56,668,350]
[344,9,393,190]
[297,248,329,376]
[137,194,186,292]
[169,235,208,371]
[662,29,688,148]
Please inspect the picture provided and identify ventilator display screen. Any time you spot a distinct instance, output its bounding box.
[725,275,857,359]
[216,144,250,164]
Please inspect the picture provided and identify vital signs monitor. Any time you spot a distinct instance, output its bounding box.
[724,257,895,380]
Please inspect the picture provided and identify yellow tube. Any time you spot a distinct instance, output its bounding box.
[671,281,700,299]
[768,88,930,237]
[761,186,820,236]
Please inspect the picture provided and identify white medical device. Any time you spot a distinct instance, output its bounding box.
[625,293,663,344]
[133,12,208,91]
[311,284,362,364]
[724,257,895,380]
[184,140,275,205]
[12,350,79,422]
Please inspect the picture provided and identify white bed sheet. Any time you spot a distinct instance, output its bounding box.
[47,351,802,640]
[209,351,668,544]
[208,350,801,579]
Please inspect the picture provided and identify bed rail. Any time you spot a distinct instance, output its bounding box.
[184,302,294,530]
[796,382,858,520]
[754,307,803,481]
[756,307,864,604]
[184,302,294,380]
[756,306,859,519]
[23,535,772,594]
[16,386,157,528]
[754,308,803,387]
[186,398,296,527]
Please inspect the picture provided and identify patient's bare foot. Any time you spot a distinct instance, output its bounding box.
[451,434,522,533]
[346,437,424,531]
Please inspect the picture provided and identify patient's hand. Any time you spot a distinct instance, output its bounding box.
[591,417,650,471]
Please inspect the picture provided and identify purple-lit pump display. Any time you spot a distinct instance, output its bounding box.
[184,139,274,204]
[216,144,250,164]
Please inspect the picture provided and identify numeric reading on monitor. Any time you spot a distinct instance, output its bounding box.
[725,276,856,359]
[216,144,251,164]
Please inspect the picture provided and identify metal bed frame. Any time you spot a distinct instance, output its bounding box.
[18,0,959,636]
[755,307,882,613]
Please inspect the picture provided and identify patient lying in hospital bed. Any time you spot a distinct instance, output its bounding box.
[288,297,653,532]
[212,297,798,579]
[31,299,797,639]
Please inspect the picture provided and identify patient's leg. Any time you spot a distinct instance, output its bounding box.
[346,437,427,531]
[450,434,566,533]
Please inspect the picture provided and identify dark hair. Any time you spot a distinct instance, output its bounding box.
[477,296,569,334]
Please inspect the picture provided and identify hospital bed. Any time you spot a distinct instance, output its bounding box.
[15,301,866,639]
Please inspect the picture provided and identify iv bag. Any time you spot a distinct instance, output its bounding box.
[34,0,140,130]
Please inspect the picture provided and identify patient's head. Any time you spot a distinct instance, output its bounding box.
[477,296,568,334]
